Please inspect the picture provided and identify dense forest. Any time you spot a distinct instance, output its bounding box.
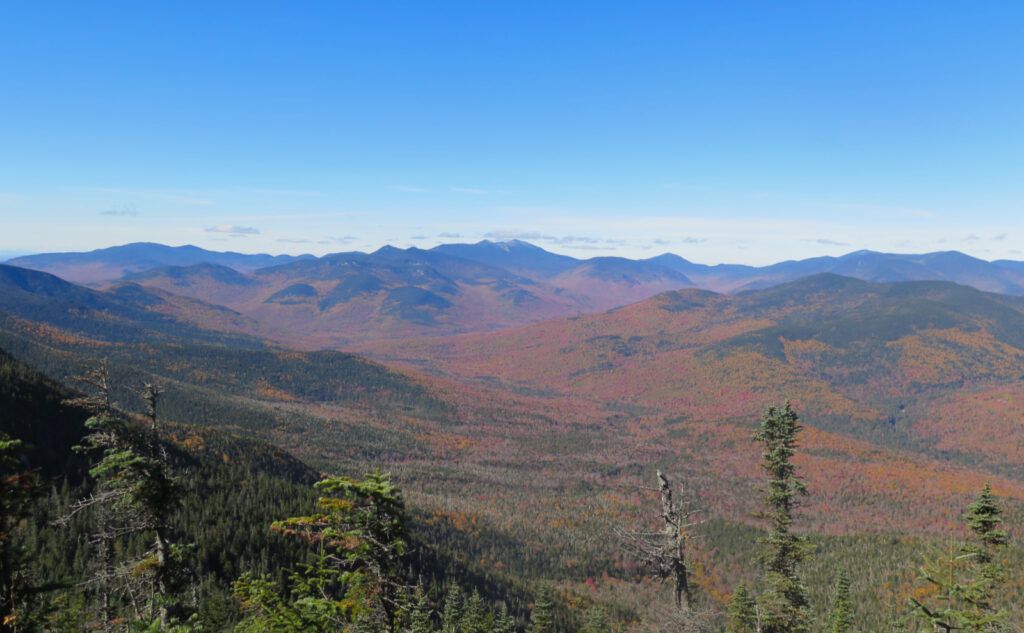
[2,345,1021,632]
[2,263,1024,631]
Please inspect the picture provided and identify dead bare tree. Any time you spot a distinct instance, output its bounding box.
[63,358,115,416]
[618,470,704,615]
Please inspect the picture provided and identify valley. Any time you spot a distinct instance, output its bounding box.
[4,242,1024,630]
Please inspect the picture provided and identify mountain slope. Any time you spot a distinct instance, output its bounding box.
[359,274,1024,480]
[123,247,589,344]
[8,267,1024,627]
[721,250,1024,294]
[6,242,313,285]
[431,239,580,278]
[14,242,1024,346]
[0,264,265,347]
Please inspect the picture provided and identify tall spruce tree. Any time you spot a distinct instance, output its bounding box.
[962,484,1008,630]
[963,483,1007,564]
[461,590,489,633]
[828,569,853,633]
[410,590,434,633]
[493,602,516,633]
[725,583,757,633]
[441,584,464,633]
[910,485,1010,633]
[910,534,977,633]
[752,401,810,633]
[61,369,192,632]
[529,584,555,633]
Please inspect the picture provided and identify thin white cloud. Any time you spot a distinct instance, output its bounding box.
[437,232,462,238]
[99,205,139,217]
[484,230,543,240]
[205,225,260,236]
[276,238,313,244]
[806,238,850,246]
[546,235,602,245]
[561,244,616,252]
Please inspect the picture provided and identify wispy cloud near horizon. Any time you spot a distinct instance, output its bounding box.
[100,205,139,217]
[205,225,259,236]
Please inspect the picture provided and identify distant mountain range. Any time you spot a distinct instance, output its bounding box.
[9,240,1024,342]
[5,242,314,285]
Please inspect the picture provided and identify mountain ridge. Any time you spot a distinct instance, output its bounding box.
[11,240,1024,344]
[11,239,1024,296]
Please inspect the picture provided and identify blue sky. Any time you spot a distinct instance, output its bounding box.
[2,2,1023,265]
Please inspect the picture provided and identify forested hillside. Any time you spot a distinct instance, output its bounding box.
[3,261,1024,630]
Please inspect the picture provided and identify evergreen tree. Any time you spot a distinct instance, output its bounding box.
[752,401,810,633]
[234,472,411,633]
[441,584,464,633]
[828,569,853,633]
[910,486,1010,633]
[62,372,192,632]
[493,602,516,633]
[529,585,555,633]
[962,484,1008,630]
[726,583,757,633]
[910,533,977,633]
[461,590,489,633]
[410,590,435,633]
[0,432,49,632]
[963,483,1007,564]
[580,605,610,633]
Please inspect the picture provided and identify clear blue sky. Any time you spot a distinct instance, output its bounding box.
[2,2,1022,265]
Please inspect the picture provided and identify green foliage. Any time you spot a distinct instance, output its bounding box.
[911,485,1011,633]
[441,584,464,633]
[72,376,194,631]
[579,605,610,633]
[493,602,516,633]
[529,585,555,633]
[0,432,51,632]
[461,590,490,633]
[725,583,757,633]
[410,590,434,633]
[753,401,811,633]
[963,483,1008,560]
[910,534,989,633]
[828,569,853,633]
[234,472,411,633]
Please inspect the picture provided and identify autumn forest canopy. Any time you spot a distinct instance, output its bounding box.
[2,241,1024,632]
